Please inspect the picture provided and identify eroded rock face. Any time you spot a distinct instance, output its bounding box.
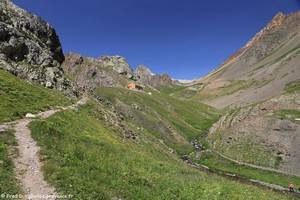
[62,53,131,92]
[135,65,173,88]
[0,0,74,93]
[98,55,133,79]
[134,65,153,84]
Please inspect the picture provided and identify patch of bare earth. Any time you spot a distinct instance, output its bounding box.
[13,118,57,200]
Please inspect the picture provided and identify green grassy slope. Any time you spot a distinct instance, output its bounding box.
[284,80,300,94]
[160,83,202,100]
[0,129,21,194]
[209,129,278,168]
[0,68,72,195]
[274,109,300,121]
[96,87,221,154]
[0,69,72,123]
[192,151,300,189]
[195,85,300,189]
[161,79,271,104]
[29,101,296,200]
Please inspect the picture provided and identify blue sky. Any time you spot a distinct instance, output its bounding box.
[13,0,300,79]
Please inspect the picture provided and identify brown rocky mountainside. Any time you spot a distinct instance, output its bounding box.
[182,11,300,108]
[199,11,300,176]
[134,64,173,88]
[62,53,134,92]
[0,0,74,93]
[62,53,174,93]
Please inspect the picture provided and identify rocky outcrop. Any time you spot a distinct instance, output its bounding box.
[63,53,173,92]
[134,65,153,84]
[98,55,133,79]
[62,53,133,92]
[0,0,74,93]
[135,65,173,88]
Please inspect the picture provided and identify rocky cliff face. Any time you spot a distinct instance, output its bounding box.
[62,54,174,92]
[98,55,133,79]
[0,0,73,93]
[135,65,173,88]
[62,53,134,92]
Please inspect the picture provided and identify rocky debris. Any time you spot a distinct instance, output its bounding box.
[0,0,75,94]
[134,64,173,88]
[25,113,36,118]
[111,197,123,200]
[0,124,8,133]
[132,103,142,111]
[94,95,138,141]
[123,129,137,140]
[98,55,133,79]
[208,93,300,176]
[191,139,203,151]
[181,155,194,165]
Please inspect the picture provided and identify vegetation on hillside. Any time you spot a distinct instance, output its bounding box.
[29,101,296,200]
[274,109,300,120]
[284,80,300,94]
[192,151,300,189]
[96,87,221,154]
[0,69,72,123]
[160,79,270,103]
[209,130,278,168]
[0,129,21,194]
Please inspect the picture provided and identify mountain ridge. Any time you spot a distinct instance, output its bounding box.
[62,52,175,92]
[167,10,300,108]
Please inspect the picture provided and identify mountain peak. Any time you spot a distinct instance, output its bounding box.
[215,11,291,69]
[135,64,154,77]
[273,12,285,20]
[265,12,286,30]
[134,64,173,88]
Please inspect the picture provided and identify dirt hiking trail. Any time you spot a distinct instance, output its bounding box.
[6,98,88,200]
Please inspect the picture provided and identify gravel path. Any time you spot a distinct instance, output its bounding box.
[3,97,88,200]
[14,118,57,199]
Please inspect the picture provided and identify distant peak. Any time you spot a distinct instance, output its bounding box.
[267,12,286,29]
[273,12,285,19]
[135,64,154,76]
[217,11,288,69]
